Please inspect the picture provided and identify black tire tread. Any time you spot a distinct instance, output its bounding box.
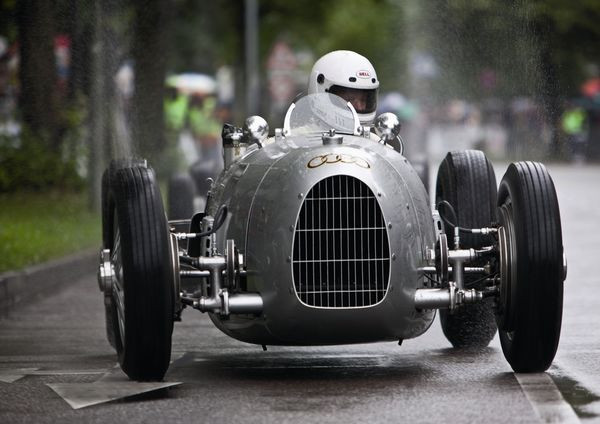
[110,165,173,381]
[102,158,147,248]
[498,161,563,372]
[436,150,498,348]
[101,158,146,350]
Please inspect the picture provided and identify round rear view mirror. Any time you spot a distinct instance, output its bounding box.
[374,112,401,141]
[243,116,269,147]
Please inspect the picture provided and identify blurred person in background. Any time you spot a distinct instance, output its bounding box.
[164,77,225,218]
[164,85,189,147]
[188,94,221,157]
[0,36,19,136]
[561,101,589,162]
[161,84,192,178]
[188,93,223,198]
[0,37,11,123]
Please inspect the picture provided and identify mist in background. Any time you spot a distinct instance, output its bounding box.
[0,0,599,209]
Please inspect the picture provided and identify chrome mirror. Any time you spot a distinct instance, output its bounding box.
[243,116,269,148]
[374,112,404,154]
[374,112,401,140]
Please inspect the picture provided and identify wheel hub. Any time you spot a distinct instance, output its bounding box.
[496,201,517,331]
[98,249,115,294]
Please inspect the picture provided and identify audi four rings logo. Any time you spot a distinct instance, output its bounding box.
[307,154,371,169]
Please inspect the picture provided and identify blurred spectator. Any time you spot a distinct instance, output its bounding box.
[505,97,547,159]
[561,103,589,162]
[188,94,223,197]
[0,37,19,137]
[164,86,189,138]
[188,94,221,147]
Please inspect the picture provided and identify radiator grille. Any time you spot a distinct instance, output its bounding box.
[292,175,390,308]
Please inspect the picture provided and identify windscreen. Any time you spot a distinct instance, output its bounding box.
[284,93,360,136]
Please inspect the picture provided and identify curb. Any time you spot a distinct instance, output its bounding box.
[0,248,98,318]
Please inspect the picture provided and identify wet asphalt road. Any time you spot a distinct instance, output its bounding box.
[1,163,599,423]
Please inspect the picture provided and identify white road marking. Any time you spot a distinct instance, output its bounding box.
[515,373,580,423]
[0,368,105,383]
[553,357,600,397]
[0,368,38,383]
[1,358,185,409]
[46,361,184,409]
[30,370,105,376]
[96,364,124,382]
[551,358,600,419]
[47,381,181,409]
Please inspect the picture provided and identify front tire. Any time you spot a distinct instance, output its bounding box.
[496,162,564,372]
[101,158,147,350]
[107,164,174,381]
[436,150,498,348]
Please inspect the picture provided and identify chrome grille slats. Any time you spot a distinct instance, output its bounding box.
[292,175,390,308]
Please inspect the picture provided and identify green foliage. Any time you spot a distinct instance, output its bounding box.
[0,0,18,42]
[167,0,404,89]
[0,190,100,273]
[413,0,538,99]
[0,125,86,192]
[164,0,596,101]
[530,0,600,93]
[315,0,404,92]
[168,0,244,72]
[414,0,600,100]
[260,0,404,90]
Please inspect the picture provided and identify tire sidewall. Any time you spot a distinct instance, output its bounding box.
[497,162,563,372]
[108,165,174,380]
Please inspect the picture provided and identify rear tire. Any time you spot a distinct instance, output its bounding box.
[106,165,174,381]
[496,162,564,372]
[436,150,498,348]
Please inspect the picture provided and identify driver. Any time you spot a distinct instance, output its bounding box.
[307,50,379,126]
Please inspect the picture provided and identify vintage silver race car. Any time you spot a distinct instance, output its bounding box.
[97,93,566,381]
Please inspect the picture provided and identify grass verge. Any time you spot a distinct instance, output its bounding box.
[0,191,100,273]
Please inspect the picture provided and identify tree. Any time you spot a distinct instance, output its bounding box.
[405,0,600,158]
[131,0,171,164]
[17,0,61,146]
[529,0,600,156]
[259,0,404,91]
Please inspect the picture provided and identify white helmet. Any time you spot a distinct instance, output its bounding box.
[308,50,379,125]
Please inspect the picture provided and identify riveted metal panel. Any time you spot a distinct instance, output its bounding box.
[206,134,436,345]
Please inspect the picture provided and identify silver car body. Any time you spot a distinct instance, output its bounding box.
[204,100,436,345]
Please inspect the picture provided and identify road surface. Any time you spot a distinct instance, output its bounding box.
[0,163,598,423]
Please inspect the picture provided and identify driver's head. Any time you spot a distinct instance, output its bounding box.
[308,50,379,125]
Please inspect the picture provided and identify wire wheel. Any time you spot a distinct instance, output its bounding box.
[111,219,126,347]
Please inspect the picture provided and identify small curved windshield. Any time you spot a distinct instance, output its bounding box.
[284,93,360,136]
